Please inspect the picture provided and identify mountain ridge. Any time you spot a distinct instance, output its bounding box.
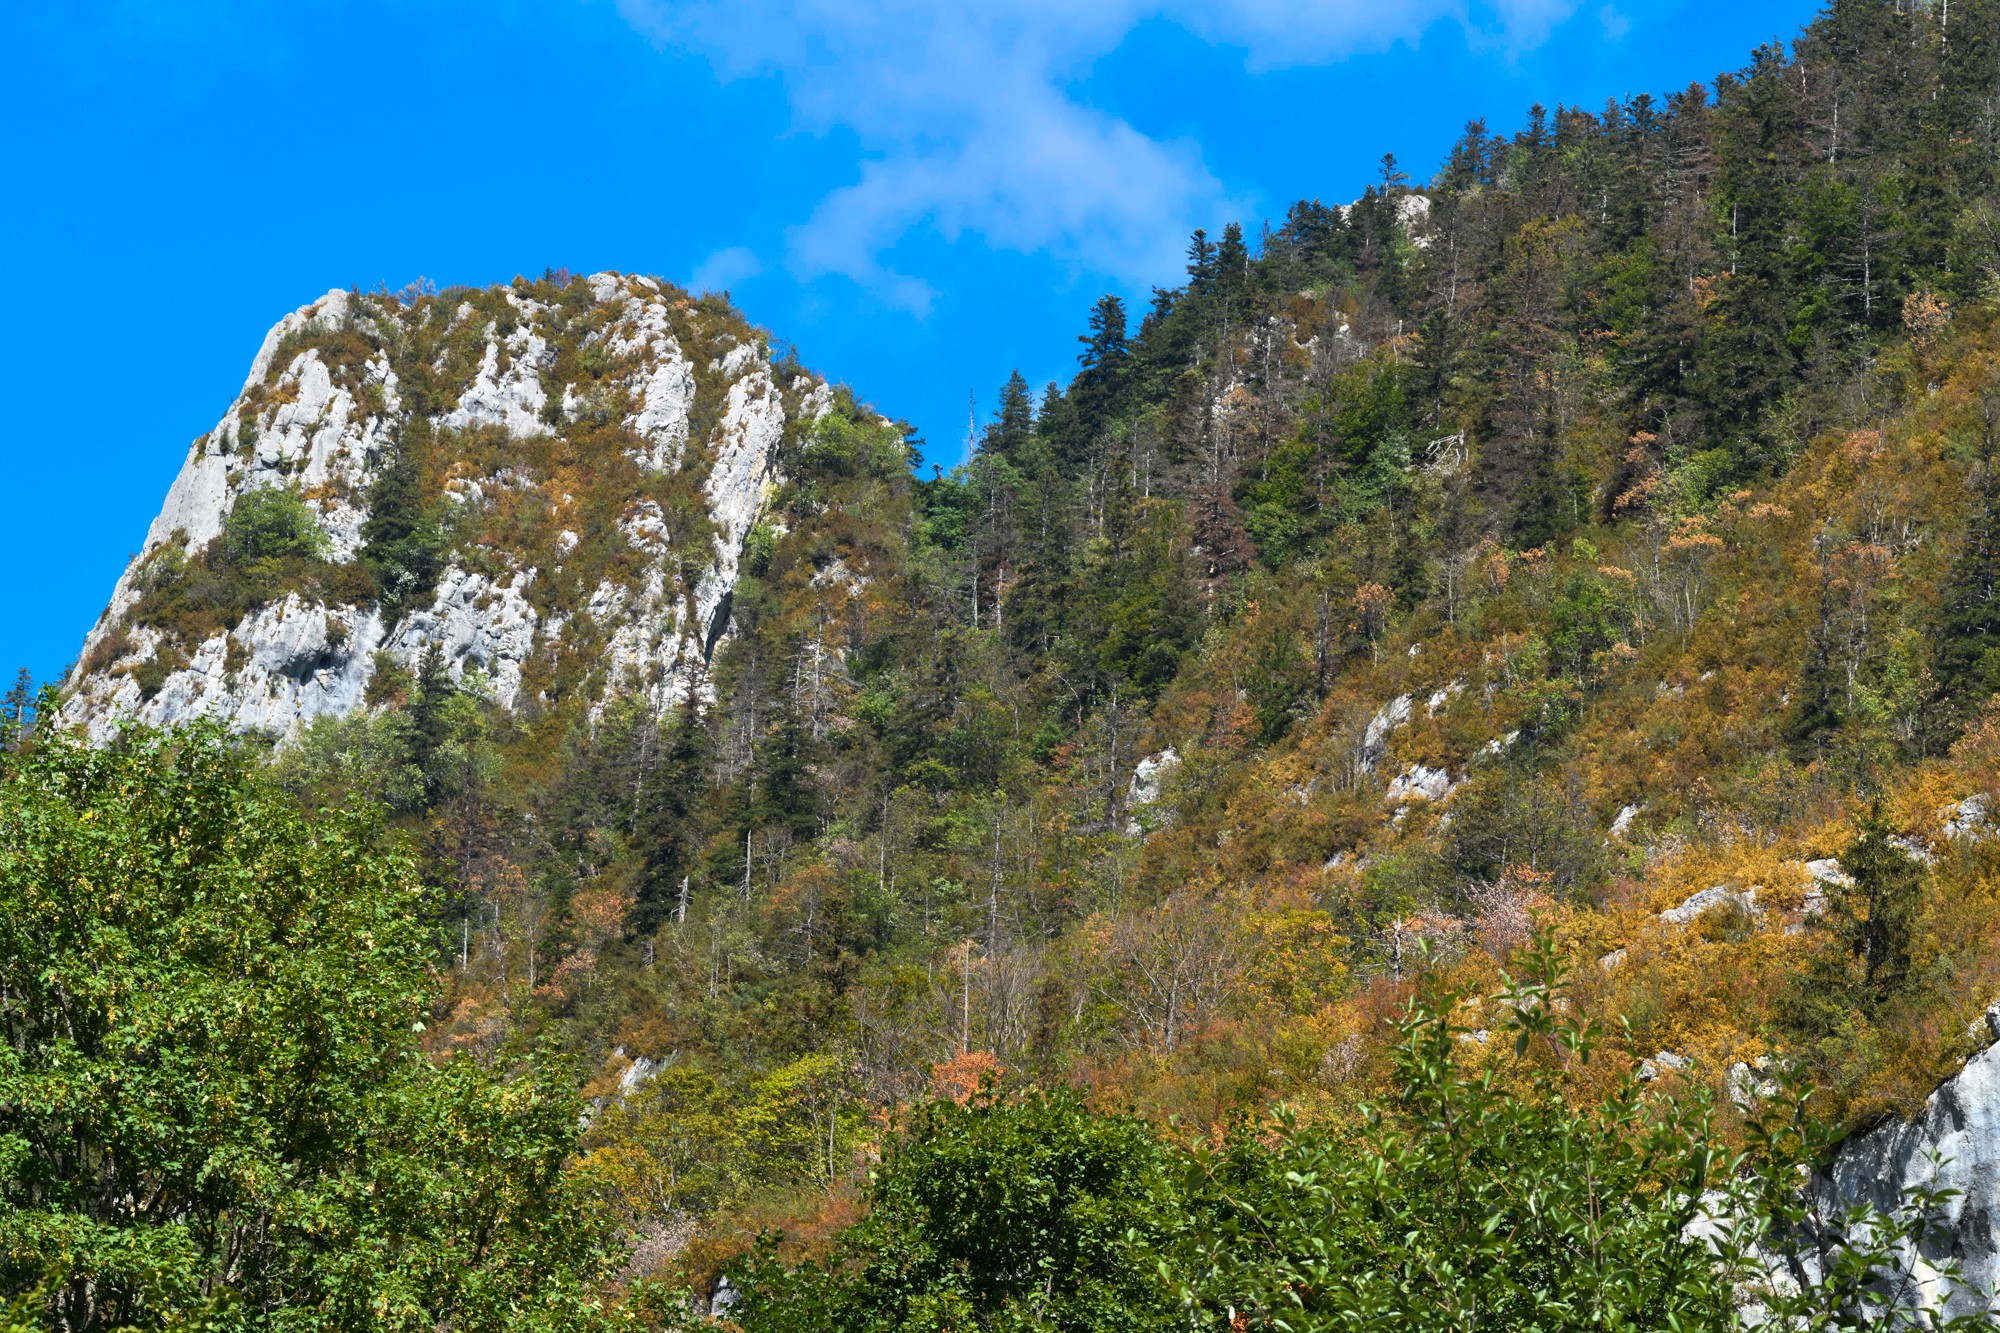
[64,271,835,740]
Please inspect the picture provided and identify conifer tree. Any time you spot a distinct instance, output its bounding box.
[1933,393,2000,722]
[0,671,31,747]
[988,370,1034,463]
[1184,228,1217,292]
[629,693,717,935]
[1058,295,1131,477]
[1837,808,1924,1001]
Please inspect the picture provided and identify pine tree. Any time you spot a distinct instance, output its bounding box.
[363,420,445,616]
[1184,228,1217,292]
[406,644,458,810]
[1933,393,2000,723]
[987,370,1034,463]
[628,693,716,935]
[1057,295,1130,477]
[1835,807,1925,1003]
[1213,223,1250,308]
[1,670,32,748]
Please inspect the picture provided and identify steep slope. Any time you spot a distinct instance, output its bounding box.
[43,0,2000,1304]
[64,271,830,739]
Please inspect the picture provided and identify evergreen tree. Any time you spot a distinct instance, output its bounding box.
[0,671,31,748]
[987,370,1035,463]
[362,420,445,616]
[1213,222,1250,308]
[628,694,717,935]
[1184,228,1217,292]
[1933,394,2000,721]
[1058,295,1131,477]
[406,644,459,811]
[1837,808,1925,1001]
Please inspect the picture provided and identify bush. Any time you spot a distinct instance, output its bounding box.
[221,486,328,566]
[1176,934,1740,1330]
[733,1082,1176,1333]
[0,725,616,1331]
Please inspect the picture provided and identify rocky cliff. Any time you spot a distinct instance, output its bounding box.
[64,272,831,739]
[1811,1034,2000,1318]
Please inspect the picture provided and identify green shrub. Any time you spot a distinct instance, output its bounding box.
[734,1083,1176,1333]
[221,486,328,566]
[0,725,617,1331]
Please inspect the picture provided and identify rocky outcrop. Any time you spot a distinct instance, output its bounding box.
[1359,694,1411,772]
[1660,883,1759,926]
[1813,1040,2000,1318]
[64,273,832,740]
[75,597,387,738]
[1386,763,1454,804]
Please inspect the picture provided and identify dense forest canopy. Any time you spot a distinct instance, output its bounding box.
[16,0,2000,1325]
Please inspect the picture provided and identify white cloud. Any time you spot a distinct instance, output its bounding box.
[690,245,764,293]
[616,0,1582,306]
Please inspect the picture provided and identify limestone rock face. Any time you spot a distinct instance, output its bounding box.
[1659,883,1759,926]
[1386,763,1454,804]
[1128,747,1181,808]
[1360,694,1412,772]
[64,273,830,741]
[76,597,387,739]
[1816,1041,2000,1318]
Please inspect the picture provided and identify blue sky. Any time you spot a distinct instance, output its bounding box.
[1,0,1817,688]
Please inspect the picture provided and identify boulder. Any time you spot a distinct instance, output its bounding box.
[1660,884,1759,926]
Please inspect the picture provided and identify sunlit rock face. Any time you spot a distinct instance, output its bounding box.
[64,274,834,741]
[1808,1040,2000,1319]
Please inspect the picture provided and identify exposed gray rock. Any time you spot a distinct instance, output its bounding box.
[1728,1058,1778,1109]
[1891,833,1937,865]
[384,566,540,709]
[68,596,386,739]
[64,274,823,742]
[1386,763,1454,804]
[1661,884,1760,926]
[1360,694,1411,772]
[1128,747,1181,808]
[1812,1041,2000,1318]
[1801,858,1852,922]
[441,327,550,439]
[1945,794,1993,842]
[1638,1050,1687,1081]
[618,1055,662,1096]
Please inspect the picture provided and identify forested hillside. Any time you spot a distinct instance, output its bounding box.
[19,0,2000,1325]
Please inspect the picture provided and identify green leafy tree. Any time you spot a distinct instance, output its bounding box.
[1174,933,1990,1331]
[734,1083,1175,1333]
[0,725,614,1331]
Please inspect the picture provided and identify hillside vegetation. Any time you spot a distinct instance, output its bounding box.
[18,0,2000,1325]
